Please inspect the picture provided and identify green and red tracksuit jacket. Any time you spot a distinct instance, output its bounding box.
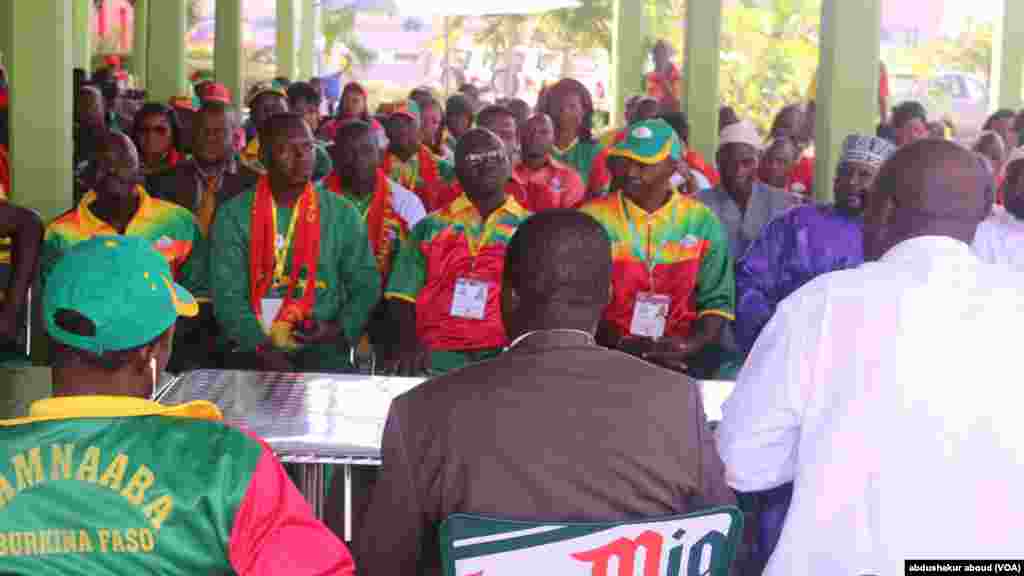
[0,396,355,576]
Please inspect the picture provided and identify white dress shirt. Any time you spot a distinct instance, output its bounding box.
[973,205,1024,271]
[717,236,1024,575]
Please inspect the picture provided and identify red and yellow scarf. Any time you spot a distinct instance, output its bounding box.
[326,169,406,279]
[382,145,441,209]
[249,176,321,349]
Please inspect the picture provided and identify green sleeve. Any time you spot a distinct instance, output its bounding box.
[437,157,455,183]
[335,200,381,344]
[695,207,736,319]
[313,144,333,182]
[210,196,266,352]
[177,215,208,296]
[384,219,428,303]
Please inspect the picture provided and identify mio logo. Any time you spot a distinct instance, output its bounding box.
[570,529,727,576]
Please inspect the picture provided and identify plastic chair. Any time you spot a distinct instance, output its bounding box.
[440,506,743,576]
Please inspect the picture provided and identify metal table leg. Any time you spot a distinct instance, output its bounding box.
[344,463,353,542]
[297,463,325,519]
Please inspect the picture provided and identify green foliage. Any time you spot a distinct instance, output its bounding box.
[322,7,378,74]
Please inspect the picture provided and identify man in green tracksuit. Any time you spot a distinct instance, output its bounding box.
[211,112,380,372]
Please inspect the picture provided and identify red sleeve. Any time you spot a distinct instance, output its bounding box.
[879,66,890,100]
[228,448,356,576]
[560,167,587,209]
[587,148,611,196]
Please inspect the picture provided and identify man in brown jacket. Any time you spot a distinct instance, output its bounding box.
[355,209,734,575]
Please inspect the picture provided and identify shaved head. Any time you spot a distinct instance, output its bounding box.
[502,210,612,338]
[864,139,992,260]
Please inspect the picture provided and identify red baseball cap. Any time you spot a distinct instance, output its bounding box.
[201,82,232,105]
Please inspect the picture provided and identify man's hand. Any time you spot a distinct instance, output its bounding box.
[293,319,346,347]
[259,348,295,372]
[386,340,432,377]
[642,336,705,373]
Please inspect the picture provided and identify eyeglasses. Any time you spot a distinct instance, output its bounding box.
[463,149,506,168]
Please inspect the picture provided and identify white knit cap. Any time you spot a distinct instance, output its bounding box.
[719,120,762,151]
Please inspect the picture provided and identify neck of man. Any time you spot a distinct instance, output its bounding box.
[509,304,599,341]
[523,151,548,171]
[52,367,152,399]
[91,188,140,232]
[347,170,377,199]
[144,149,168,168]
[269,173,306,207]
[470,189,506,222]
[728,183,753,213]
[555,126,577,150]
[634,183,673,214]
[195,153,229,174]
[391,146,416,163]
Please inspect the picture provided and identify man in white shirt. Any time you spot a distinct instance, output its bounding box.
[717,140,1024,575]
[973,146,1024,270]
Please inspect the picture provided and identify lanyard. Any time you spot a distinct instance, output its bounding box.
[271,197,302,284]
[620,192,673,292]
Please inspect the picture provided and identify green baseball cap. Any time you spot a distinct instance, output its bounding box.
[608,118,682,165]
[44,236,198,355]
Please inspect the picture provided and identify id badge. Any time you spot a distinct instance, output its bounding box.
[450,278,489,320]
[260,298,284,334]
[629,292,671,339]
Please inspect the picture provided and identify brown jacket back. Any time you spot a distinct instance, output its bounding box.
[355,332,735,576]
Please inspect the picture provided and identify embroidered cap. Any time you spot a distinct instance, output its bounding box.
[608,119,682,165]
[719,120,762,151]
[839,134,897,170]
[44,236,197,354]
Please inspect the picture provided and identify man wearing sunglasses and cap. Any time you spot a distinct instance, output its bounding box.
[736,134,896,357]
[0,236,355,575]
[582,119,734,376]
[384,127,531,376]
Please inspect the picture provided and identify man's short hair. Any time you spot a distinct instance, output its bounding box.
[477,104,515,130]
[445,94,474,120]
[504,210,611,308]
[287,81,321,106]
[984,109,1016,131]
[891,101,928,129]
[50,309,165,371]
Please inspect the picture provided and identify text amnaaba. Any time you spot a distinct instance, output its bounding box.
[0,444,173,531]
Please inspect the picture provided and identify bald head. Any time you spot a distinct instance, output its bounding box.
[864,139,992,260]
[95,131,141,199]
[502,210,612,337]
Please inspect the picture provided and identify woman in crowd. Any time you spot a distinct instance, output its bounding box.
[537,78,603,185]
[318,81,388,150]
[131,103,183,177]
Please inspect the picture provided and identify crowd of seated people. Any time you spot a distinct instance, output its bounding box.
[0,49,1022,574]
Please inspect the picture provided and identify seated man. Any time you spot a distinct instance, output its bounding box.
[211,113,380,373]
[240,83,332,182]
[384,128,531,376]
[974,146,1024,270]
[441,93,474,159]
[582,119,734,377]
[759,137,802,199]
[587,96,661,198]
[43,132,204,296]
[719,140,1023,575]
[513,113,586,211]
[357,210,734,575]
[381,101,455,212]
[736,134,895,355]
[0,236,354,574]
[0,201,43,352]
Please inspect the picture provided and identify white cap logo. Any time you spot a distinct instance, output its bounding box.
[633,126,654,139]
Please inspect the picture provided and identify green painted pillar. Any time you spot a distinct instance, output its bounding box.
[6,0,74,220]
[992,0,1024,110]
[814,0,881,203]
[72,0,91,71]
[683,0,722,162]
[276,0,297,81]
[133,0,149,89]
[610,0,649,128]
[216,0,244,108]
[298,0,316,80]
[146,0,187,103]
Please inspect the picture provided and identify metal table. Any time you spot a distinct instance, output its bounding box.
[154,370,425,542]
[154,371,737,542]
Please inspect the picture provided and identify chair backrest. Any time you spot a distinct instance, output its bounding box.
[440,506,743,576]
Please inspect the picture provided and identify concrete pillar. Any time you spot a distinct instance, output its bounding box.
[72,0,91,71]
[610,0,650,128]
[146,0,187,103]
[276,0,297,81]
[813,0,881,203]
[683,0,722,162]
[298,0,316,81]
[992,0,1024,111]
[133,0,149,89]
[215,0,244,108]
[5,0,74,220]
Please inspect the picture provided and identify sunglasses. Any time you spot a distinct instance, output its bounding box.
[463,149,506,168]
